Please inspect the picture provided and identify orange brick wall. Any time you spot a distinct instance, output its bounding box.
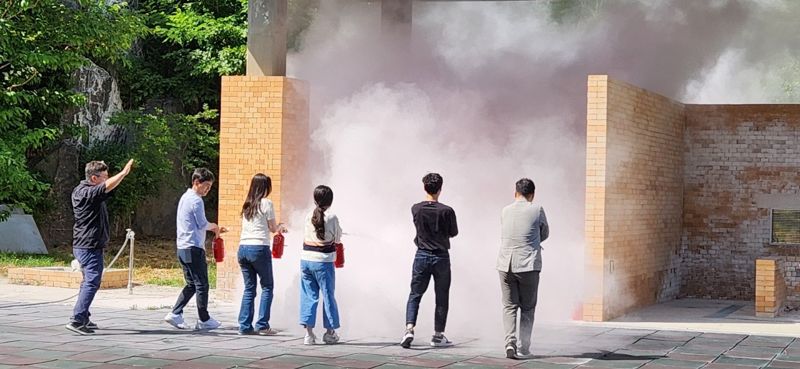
[755,258,787,317]
[217,76,309,299]
[583,75,686,321]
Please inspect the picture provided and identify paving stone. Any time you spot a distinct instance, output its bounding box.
[190,355,257,366]
[0,355,54,365]
[108,356,176,367]
[17,349,78,360]
[138,348,209,361]
[770,361,800,369]
[740,338,794,349]
[714,355,771,367]
[583,358,652,369]
[29,359,101,369]
[666,353,718,362]
[373,365,428,369]
[517,360,581,369]
[775,357,800,363]
[66,348,148,363]
[649,359,705,368]
[727,346,782,360]
[162,361,236,369]
[459,356,521,368]
[640,365,690,369]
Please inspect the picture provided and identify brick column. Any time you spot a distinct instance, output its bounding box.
[583,75,608,322]
[216,76,309,300]
[755,258,787,317]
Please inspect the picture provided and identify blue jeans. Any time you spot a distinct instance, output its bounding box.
[299,260,339,329]
[405,249,451,332]
[238,245,274,332]
[71,247,104,325]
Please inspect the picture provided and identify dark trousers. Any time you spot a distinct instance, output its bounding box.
[499,269,540,352]
[172,247,210,322]
[405,249,451,332]
[71,247,104,325]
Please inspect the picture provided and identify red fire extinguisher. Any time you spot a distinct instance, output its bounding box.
[213,236,225,263]
[272,231,285,259]
[334,243,345,268]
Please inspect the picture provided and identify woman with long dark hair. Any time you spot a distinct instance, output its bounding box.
[237,173,286,335]
[299,185,342,345]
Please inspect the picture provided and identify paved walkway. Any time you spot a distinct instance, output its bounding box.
[0,300,798,368]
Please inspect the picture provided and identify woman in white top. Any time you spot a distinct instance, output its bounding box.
[299,185,342,345]
[237,173,286,335]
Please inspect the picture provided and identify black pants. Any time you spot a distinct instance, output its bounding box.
[172,247,210,321]
[405,249,451,332]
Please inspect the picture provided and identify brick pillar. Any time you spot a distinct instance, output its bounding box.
[216,76,309,300]
[755,258,786,317]
[583,75,608,322]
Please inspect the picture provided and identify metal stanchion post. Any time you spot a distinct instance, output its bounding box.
[127,229,135,294]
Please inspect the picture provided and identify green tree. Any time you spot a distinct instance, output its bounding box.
[120,0,318,111]
[0,0,143,221]
[84,107,218,228]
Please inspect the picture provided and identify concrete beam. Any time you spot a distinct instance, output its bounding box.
[247,0,288,76]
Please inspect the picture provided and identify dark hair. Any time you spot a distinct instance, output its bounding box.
[516,178,536,197]
[241,173,272,221]
[192,168,215,184]
[312,185,333,241]
[422,173,443,195]
[85,161,109,180]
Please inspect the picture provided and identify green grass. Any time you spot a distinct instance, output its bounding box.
[143,263,217,289]
[1,239,217,289]
[0,251,73,274]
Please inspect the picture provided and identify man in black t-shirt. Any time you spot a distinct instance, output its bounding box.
[401,173,458,349]
[66,159,133,335]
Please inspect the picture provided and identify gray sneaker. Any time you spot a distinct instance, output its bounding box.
[65,322,94,335]
[323,330,340,344]
[304,333,316,345]
[505,343,517,359]
[258,328,280,336]
[430,334,453,347]
[400,329,414,348]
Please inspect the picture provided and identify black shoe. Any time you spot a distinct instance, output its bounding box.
[400,329,414,348]
[86,320,98,330]
[505,343,517,359]
[65,322,95,335]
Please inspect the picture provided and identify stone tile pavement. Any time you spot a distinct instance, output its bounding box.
[0,300,798,368]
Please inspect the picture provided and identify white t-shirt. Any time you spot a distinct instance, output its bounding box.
[239,198,275,246]
[301,210,342,263]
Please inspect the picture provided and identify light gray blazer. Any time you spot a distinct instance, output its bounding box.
[496,199,549,273]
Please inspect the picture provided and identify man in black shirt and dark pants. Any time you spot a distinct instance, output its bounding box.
[66,159,133,335]
[401,173,458,348]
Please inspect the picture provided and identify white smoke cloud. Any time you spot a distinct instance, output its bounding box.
[253,0,800,342]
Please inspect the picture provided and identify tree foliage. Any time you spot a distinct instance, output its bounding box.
[83,107,219,227]
[0,0,143,221]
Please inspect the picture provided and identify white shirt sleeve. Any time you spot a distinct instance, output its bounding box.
[262,199,275,221]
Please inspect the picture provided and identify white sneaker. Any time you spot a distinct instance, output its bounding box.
[323,330,340,344]
[304,333,316,345]
[195,317,222,330]
[164,313,189,329]
[430,334,453,347]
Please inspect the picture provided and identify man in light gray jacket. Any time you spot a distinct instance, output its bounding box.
[497,178,549,359]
